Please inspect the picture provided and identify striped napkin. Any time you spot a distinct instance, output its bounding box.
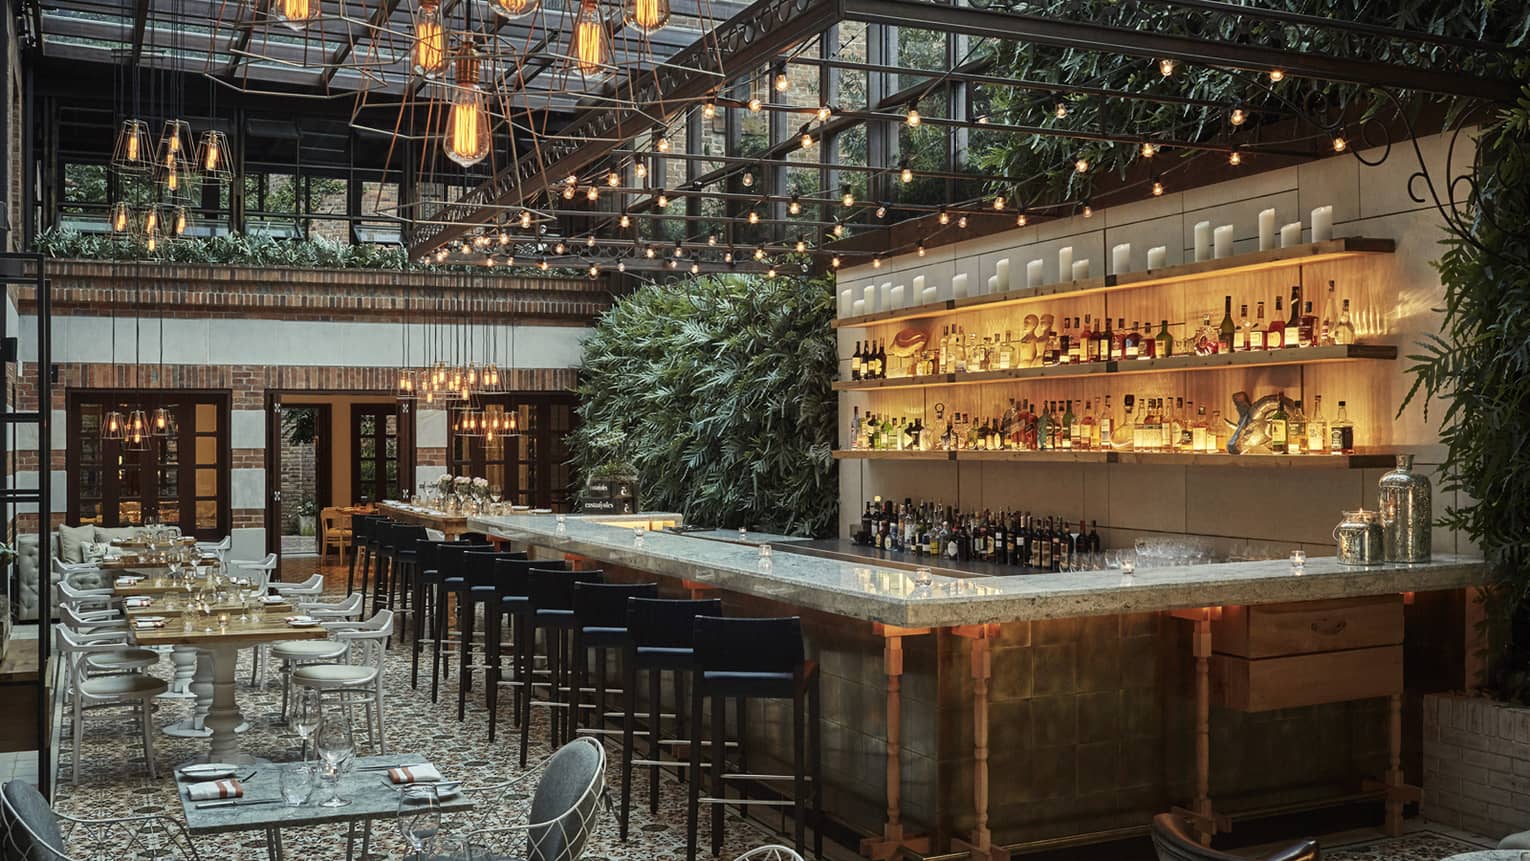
[185,779,243,801]
[124,597,153,608]
[387,764,442,784]
[134,620,165,629]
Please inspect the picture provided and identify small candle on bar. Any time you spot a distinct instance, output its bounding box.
[1112,243,1131,275]
[1147,246,1167,269]
[912,274,925,295]
[851,298,865,315]
[1194,221,1212,261]
[995,258,1011,292]
[921,285,939,303]
[1213,224,1234,259]
[1026,259,1045,288]
[1058,246,1074,277]
[1311,205,1334,241]
[1071,259,1090,280]
[1258,208,1277,251]
[1280,221,1303,247]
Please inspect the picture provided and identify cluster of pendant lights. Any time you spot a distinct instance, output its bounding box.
[101,404,177,449]
[109,118,232,250]
[396,361,523,441]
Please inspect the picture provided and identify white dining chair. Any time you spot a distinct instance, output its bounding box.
[55,578,114,615]
[301,592,364,621]
[291,609,393,753]
[231,553,278,592]
[195,534,231,565]
[270,573,324,599]
[59,604,127,636]
[55,627,168,784]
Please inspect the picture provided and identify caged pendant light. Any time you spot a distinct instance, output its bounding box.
[490,0,538,19]
[624,0,669,34]
[444,49,491,168]
[111,119,156,176]
[157,120,197,196]
[102,408,128,441]
[274,0,320,30]
[195,130,234,184]
[412,0,448,78]
[124,409,151,451]
[569,0,611,77]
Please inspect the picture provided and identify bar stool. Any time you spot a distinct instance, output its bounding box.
[456,548,526,721]
[410,539,462,689]
[378,524,427,627]
[345,515,377,596]
[571,581,657,740]
[619,596,720,840]
[487,557,571,744]
[428,541,491,703]
[519,566,605,768]
[686,616,821,861]
[355,516,391,607]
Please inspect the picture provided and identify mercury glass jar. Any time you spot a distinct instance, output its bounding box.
[1334,509,1384,565]
[1378,454,1432,562]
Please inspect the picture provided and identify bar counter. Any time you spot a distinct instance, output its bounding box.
[469,512,1488,857]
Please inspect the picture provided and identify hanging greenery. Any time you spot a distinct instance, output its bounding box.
[1402,72,1530,702]
[569,272,838,537]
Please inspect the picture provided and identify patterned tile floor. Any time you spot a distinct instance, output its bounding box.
[47,558,1504,861]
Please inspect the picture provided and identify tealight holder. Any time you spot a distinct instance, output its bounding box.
[1120,558,1136,587]
[555,514,568,540]
[1290,549,1307,575]
[757,544,773,572]
[633,525,646,548]
[914,566,933,587]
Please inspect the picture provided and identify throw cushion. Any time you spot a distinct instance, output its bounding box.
[82,542,110,563]
[94,526,140,544]
[56,524,94,564]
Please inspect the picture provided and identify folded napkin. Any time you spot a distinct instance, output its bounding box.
[388,764,442,784]
[124,597,153,608]
[114,576,143,586]
[134,620,165,629]
[185,779,243,801]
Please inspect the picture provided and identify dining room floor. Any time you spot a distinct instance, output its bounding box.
[47,557,1504,861]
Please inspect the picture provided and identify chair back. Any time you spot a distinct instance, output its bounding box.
[390,524,429,554]
[305,592,364,620]
[336,610,394,673]
[628,598,722,649]
[436,542,493,580]
[1149,813,1318,861]
[525,737,606,861]
[491,556,559,600]
[463,550,527,588]
[1,779,67,861]
[733,847,806,861]
[693,615,803,675]
[527,568,605,613]
[320,507,342,535]
[573,582,657,630]
[416,539,469,576]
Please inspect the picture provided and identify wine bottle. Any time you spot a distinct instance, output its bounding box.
[1218,296,1236,353]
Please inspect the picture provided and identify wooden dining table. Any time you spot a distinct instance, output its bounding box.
[375,500,472,539]
[129,613,331,762]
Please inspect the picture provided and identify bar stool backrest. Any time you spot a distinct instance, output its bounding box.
[572,582,657,629]
[415,539,459,575]
[626,597,722,649]
[527,568,605,612]
[391,524,429,552]
[436,542,493,579]
[495,558,569,598]
[463,550,527,587]
[351,515,374,544]
[693,615,804,674]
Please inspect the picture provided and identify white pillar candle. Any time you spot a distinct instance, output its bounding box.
[1071,259,1090,280]
[1111,243,1131,276]
[1213,224,1234,259]
[890,284,906,307]
[1147,246,1167,269]
[921,285,939,304]
[912,274,925,296]
[1026,259,1045,288]
[1058,246,1074,278]
[1194,221,1213,262]
[879,281,893,310]
[1258,208,1277,251]
[863,283,878,313]
[852,298,866,315]
[951,273,969,299]
[1280,221,1303,248]
[838,288,854,317]
[1311,205,1334,242]
[986,275,997,295]
[995,258,1011,292]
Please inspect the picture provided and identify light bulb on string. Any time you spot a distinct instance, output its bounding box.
[875,203,887,219]
[900,160,913,183]
[195,130,233,183]
[788,194,801,215]
[702,100,717,119]
[111,119,154,175]
[840,184,854,207]
[1074,156,1090,174]
[905,102,921,127]
[634,161,647,179]
[832,220,845,237]
[1140,141,1157,158]
[800,126,814,150]
[748,96,763,112]
[1016,211,1027,227]
[937,206,949,225]
[1158,57,1177,76]
[110,202,132,233]
[519,210,533,228]
[1229,105,1247,127]
[747,209,760,225]
[741,171,754,187]
[562,185,576,200]
[1228,147,1243,166]
[957,215,968,229]
[754,246,766,261]
[795,235,806,253]
[872,255,881,268]
[773,63,789,92]
[1332,131,1347,152]
[1053,99,1069,119]
[656,190,669,208]
[619,211,631,228]
[1269,69,1285,82]
[830,255,841,269]
[1151,178,1164,197]
[655,132,670,152]
[916,242,926,257]
[607,170,621,186]
[586,186,599,202]
[992,195,1006,211]
[816,105,832,121]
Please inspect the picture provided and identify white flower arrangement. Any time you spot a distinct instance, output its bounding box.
[436,474,455,493]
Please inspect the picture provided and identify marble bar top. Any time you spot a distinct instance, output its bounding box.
[468,513,1489,628]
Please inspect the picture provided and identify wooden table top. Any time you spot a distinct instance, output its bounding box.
[129,616,332,649]
[111,574,250,597]
[124,599,293,618]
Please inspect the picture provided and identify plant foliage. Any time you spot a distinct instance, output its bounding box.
[570,272,838,537]
[1401,71,1530,702]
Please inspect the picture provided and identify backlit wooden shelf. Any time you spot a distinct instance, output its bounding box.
[831,237,1396,330]
[834,447,1395,469]
[832,343,1397,391]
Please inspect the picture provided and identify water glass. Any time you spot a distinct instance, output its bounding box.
[280,763,314,807]
[913,566,933,587]
[633,525,646,548]
[398,784,442,858]
[554,514,568,540]
[1120,557,1136,587]
[293,689,322,758]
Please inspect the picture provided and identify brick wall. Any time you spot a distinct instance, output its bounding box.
[1423,692,1530,839]
[278,438,316,533]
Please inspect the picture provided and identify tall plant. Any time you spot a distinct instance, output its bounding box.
[570,272,838,537]
[1402,76,1530,700]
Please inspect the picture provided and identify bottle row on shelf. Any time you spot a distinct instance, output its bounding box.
[850,281,1360,381]
[848,392,1356,456]
[855,496,1102,571]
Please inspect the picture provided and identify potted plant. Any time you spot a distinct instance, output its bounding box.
[296,499,317,536]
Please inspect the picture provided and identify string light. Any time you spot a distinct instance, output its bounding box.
[840,184,855,207]
[748,96,763,112]
[539,259,550,270]
[830,255,841,268]
[816,105,833,121]
[707,233,718,246]
[992,195,1006,211]
[795,235,807,253]
[900,160,913,184]
[872,255,882,268]
[1228,147,1243,166]
[767,267,777,278]
[634,161,648,179]
[645,245,656,258]
[589,263,600,277]
[554,241,566,254]
[773,63,789,92]
[938,206,950,225]
[1332,131,1348,152]
[916,241,926,257]
[748,208,760,224]
[1140,141,1157,158]
[832,220,845,237]
[702,100,717,119]
[905,102,921,127]
[957,215,968,229]
[724,248,734,263]
[1081,200,1094,218]
[1158,57,1177,76]
[607,170,621,186]
[617,260,626,272]
[1269,69,1286,82]
[673,241,685,257]
[656,190,670,207]
[1152,178,1165,197]
[586,235,597,247]
[754,246,767,261]
[586,186,599,202]
[1229,105,1247,127]
[1074,156,1090,174]
[619,211,631,228]
[655,132,670,152]
[741,171,754,187]
[788,194,801,215]
[875,202,888,219]
[562,185,576,200]
[1054,99,1069,119]
[800,126,815,149]
[1016,212,1027,227]
[690,261,701,274]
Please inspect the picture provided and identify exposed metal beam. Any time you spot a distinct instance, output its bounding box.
[319,0,404,88]
[128,0,151,64]
[840,0,1522,104]
[222,0,265,76]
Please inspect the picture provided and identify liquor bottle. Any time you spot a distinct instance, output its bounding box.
[1097,317,1114,363]
[1284,286,1302,348]
[1329,400,1355,453]
[1058,318,1073,365]
[1306,395,1328,453]
[1209,409,1223,453]
[1000,331,1015,370]
[1191,404,1209,452]
[1080,315,1096,362]
[1080,399,1097,450]
[850,406,862,449]
[1099,395,1115,450]
[954,327,968,373]
[1068,317,1085,364]
[1170,397,1186,450]
[1136,399,1160,452]
[851,341,863,380]
[1194,314,1217,355]
[1250,301,1267,350]
[1299,301,1316,347]
[1288,400,1307,455]
[1114,394,1135,449]
[1333,299,1357,345]
[1234,304,1250,351]
[938,326,950,374]
[1321,280,1339,345]
[1063,399,1077,450]
[1139,323,1156,359]
[1268,394,1289,454]
[877,340,888,378]
[1112,318,1129,360]
[1123,321,1141,359]
[1267,296,1285,349]
[1155,319,1174,358]
[1218,296,1236,353]
[1037,403,1052,451]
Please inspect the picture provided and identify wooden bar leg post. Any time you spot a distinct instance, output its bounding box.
[951,625,1005,861]
[1385,693,1404,836]
[860,625,930,861]
[1169,608,1226,845]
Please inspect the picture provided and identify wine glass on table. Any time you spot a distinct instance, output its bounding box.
[293,689,321,759]
[398,784,442,859]
[314,712,355,807]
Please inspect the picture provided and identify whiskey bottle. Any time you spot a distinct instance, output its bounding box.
[1155,319,1174,359]
[1068,317,1085,364]
[1063,399,1077,450]
[1267,296,1285,349]
[1288,399,1307,455]
[877,340,888,378]
[850,406,862,449]
[1268,395,1289,454]
[1081,399,1097,451]
[1321,280,1339,345]
[1000,331,1015,370]
[1114,395,1135,449]
[1097,318,1114,362]
[1299,300,1316,347]
[1099,395,1115,450]
[1124,322,1142,359]
[1234,303,1250,351]
[1218,297,1236,353]
[1172,397,1187,450]
[1139,323,1156,359]
[1284,286,1302,348]
[1329,400,1355,454]
[1191,404,1209,452]
[1112,318,1129,360]
[1333,299,1357,345]
[1194,314,1217,356]
[1080,315,1097,362]
[1250,302,1267,350]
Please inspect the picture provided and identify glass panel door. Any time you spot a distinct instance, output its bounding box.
[352,404,402,504]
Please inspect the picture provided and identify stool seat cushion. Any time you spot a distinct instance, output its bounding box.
[581,626,628,648]
[81,674,168,698]
[635,645,696,669]
[86,648,159,670]
[292,664,377,686]
[272,641,349,659]
[500,595,529,608]
[700,670,795,698]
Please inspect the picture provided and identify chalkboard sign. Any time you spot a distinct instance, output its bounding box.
[581,476,637,515]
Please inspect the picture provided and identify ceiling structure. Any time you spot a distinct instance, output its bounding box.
[24,0,1527,276]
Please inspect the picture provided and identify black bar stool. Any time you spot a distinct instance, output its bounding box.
[489,558,571,744]
[428,541,490,703]
[410,538,469,689]
[456,548,526,721]
[619,596,720,840]
[358,517,393,610]
[519,566,605,768]
[686,615,821,861]
[571,582,657,740]
[346,514,380,596]
[379,524,427,631]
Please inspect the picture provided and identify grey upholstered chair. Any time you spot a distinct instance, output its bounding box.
[465,736,608,861]
[1500,832,1530,850]
[1151,813,1318,861]
[0,779,200,861]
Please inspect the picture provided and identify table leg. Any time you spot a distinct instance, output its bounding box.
[164,650,215,738]
[1385,693,1404,835]
[161,646,198,699]
[204,644,247,762]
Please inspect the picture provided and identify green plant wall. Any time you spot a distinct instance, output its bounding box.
[569,272,838,537]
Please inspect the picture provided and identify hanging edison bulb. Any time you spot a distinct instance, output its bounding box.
[169,206,190,237]
[111,119,155,175]
[490,0,537,19]
[444,50,491,168]
[150,406,176,437]
[124,409,150,451]
[110,202,133,234]
[624,0,669,34]
[157,120,197,195]
[195,130,234,184]
[275,0,319,29]
[570,0,611,77]
[396,367,418,401]
[102,409,128,441]
[412,0,448,78]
